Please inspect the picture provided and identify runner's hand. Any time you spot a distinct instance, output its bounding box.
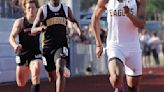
[123,6,130,14]
[41,25,47,32]
[64,67,71,78]
[14,44,22,53]
[96,45,103,58]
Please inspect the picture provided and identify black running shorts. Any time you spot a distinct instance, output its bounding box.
[42,47,69,72]
[16,53,42,66]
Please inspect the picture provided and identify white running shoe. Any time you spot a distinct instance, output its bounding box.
[114,88,118,92]
[114,88,124,92]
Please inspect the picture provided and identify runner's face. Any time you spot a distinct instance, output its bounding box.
[25,3,37,18]
[50,0,60,6]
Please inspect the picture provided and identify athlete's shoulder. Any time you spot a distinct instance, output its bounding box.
[40,3,48,10]
[61,3,69,17]
[40,4,49,20]
[61,2,69,10]
[136,0,146,8]
[97,0,109,8]
[136,0,146,4]
[61,3,69,7]
[12,17,24,33]
[136,0,140,2]
[14,17,24,25]
[98,0,109,4]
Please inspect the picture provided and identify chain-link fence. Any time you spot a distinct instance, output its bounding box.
[69,39,108,76]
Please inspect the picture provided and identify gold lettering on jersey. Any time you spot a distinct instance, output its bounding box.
[42,31,45,48]
[54,13,59,16]
[46,17,67,27]
[109,8,134,16]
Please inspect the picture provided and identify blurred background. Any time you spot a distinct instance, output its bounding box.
[0,0,164,83]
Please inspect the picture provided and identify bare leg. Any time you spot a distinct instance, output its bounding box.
[126,75,141,92]
[16,65,30,87]
[108,58,124,92]
[30,59,41,92]
[47,70,56,82]
[30,60,41,84]
[56,58,66,92]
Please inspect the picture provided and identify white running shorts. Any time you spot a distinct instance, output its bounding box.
[106,46,142,76]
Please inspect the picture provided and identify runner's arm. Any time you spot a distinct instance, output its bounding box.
[31,8,46,35]
[124,0,147,28]
[9,18,23,49]
[67,7,81,36]
[90,0,108,47]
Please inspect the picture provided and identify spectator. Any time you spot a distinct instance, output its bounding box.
[79,30,90,44]
[5,0,23,18]
[162,41,164,56]
[139,29,151,67]
[100,28,107,43]
[148,32,161,66]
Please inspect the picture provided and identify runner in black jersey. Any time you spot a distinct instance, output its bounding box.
[31,0,81,92]
[9,0,41,92]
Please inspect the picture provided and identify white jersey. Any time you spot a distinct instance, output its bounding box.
[106,0,141,51]
[41,3,68,20]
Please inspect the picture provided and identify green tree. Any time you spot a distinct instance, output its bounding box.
[146,0,164,20]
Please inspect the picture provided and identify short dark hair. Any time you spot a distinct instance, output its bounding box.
[153,32,157,36]
[22,0,39,10]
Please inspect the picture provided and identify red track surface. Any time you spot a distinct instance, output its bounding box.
[0,67,164,92]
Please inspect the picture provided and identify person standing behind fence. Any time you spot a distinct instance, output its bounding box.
[5,0,24,18]
[162,42,164,56]
[139,29,151,67]
[9,0,42,92]
[148,32,161,66]
[31,0,81,92]
[90,0,146,92]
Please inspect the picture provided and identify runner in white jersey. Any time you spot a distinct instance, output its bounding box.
[90,0,146,92]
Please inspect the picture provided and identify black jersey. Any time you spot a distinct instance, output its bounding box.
[18,17,41,56]
[42,4,68,49]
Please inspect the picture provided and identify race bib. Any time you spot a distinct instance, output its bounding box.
[63,47,68,56]
[35,54,42,58]
[15,56,21,64]
[42,56,47,66]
